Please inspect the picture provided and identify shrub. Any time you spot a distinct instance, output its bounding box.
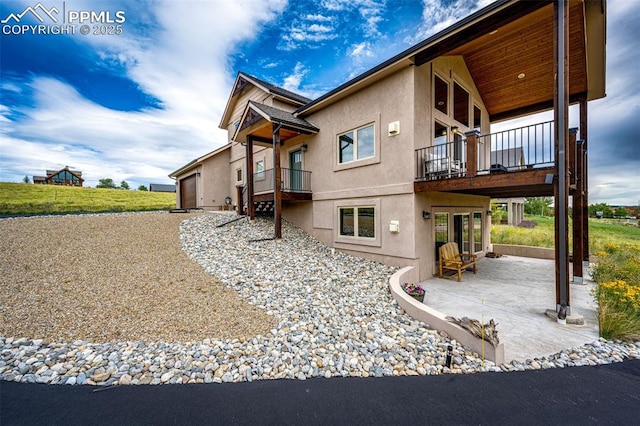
[592,244,640,340]
[591,244,640,285]
[595,280,640,340]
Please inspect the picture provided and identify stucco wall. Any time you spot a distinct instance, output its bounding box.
[415,191,491,280]
[200,149,231,209]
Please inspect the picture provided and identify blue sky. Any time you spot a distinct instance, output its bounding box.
[1,0,638,205]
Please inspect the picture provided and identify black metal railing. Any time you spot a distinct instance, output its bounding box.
[415,121,556,180]
[415,141,467,181]
[479,120,554,172]
[253,168,312,193]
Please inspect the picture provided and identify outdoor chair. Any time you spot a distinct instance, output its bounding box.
[438,242,477,282]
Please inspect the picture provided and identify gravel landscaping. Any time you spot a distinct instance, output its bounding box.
[1,212,638,385]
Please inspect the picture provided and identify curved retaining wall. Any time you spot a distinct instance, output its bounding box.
[389,266,505,365]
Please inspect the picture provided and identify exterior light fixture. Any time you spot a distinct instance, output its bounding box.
[422,211,431,219]
[486,210,492,216]
[301,144,308,153]
[517,73,526,79]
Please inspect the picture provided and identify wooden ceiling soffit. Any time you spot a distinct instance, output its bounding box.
[416,0,589,121]
[412,0,552,67]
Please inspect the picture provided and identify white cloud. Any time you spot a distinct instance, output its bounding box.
[349,41,374,59]
[406,0,485,45]
[1,0,289,187]
[282,62,308,93]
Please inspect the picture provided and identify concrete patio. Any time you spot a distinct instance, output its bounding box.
[420,256,599,363]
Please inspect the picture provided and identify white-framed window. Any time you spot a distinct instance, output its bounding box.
[338,123,375,164]
[255,160,264,180]
[473,211,483,253]
[236,168,242,182]
[338,206,376,239]
[473,104,482,131]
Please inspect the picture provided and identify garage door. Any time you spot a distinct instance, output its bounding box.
[180,174,197,208]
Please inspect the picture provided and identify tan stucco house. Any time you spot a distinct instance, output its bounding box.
[171,0,606,289]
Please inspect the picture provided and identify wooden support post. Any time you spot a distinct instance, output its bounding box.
[465,130,480,178]
[247,136,255,220]
[554,0,570,313]
[569,127,577,188]
[570,128,584,282]
[236,185,244,215]
[273,124,282,239]
[580,97,589,262]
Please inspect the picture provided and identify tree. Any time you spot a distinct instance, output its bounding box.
[96,178,117,189]
[22,175,30,184]
[614,207,630,218]
[524,197,553,216]
[120,180,130,190]
[588,202,613,218]
[138,185,148,191]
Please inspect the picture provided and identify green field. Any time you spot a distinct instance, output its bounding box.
[491,215,640,254]
[0,182,176,215]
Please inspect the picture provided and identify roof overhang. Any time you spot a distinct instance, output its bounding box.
[297,0,606,122]
[233,101,319,144]
[219,72,312,130]
[169,144,231,178]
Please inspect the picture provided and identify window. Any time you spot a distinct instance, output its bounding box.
[236,168,242,182]
[339,206,375,239]
[453,82,469,127]
[255,160,264,180]
[338,123,374,164]
[474,212,483,253]
[434,75,448,114]
[434,121,448,146]
[473,105,482,131]
[435,213,449,262]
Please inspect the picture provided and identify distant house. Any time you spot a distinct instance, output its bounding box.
[490,147,526,171]
[33,166,84,187]
[149,183,176,193]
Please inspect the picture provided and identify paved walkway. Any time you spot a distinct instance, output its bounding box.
[421,256,599,362]
[2,360,639,425]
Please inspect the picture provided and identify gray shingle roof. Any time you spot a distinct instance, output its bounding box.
[248,101,319,133]
[239,73,312,105]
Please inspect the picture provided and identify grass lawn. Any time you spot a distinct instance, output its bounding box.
[491,215,640,254]
[0,182,176,215]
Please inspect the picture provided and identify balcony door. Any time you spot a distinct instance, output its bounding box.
[289,149,303,192]
[453,213,471,254]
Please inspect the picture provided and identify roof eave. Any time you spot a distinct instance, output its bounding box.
[296,0,518,116]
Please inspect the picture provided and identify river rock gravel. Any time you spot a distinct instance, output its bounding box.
[1,212,638,385]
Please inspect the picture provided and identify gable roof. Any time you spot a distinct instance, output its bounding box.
[219,72,312,130]
[239,73,312,105]
[169,144,231,178]
[232,101,319,143]
[46,166,84,181]
[296,0,606,122]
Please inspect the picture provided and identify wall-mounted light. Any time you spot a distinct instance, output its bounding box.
[545,173,554,184]
[301,144,308,153]
[422,211,431,219]
[388,121,400,136]
[486,210,492,216]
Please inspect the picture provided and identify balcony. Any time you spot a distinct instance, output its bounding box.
[414,121,565,198]
[240,168,312,213]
